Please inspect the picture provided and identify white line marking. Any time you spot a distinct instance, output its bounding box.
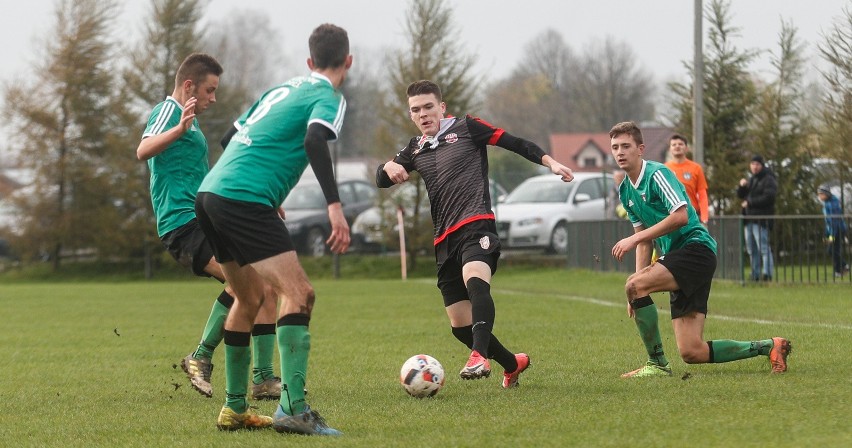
[496,288,852,331]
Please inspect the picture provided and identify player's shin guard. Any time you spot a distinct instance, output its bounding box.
[194,290,234,359]
[251,323,276,383]
[630,296,669,367]
[277,314,310,415]
[467,277,495,358]
[223,330,251,413]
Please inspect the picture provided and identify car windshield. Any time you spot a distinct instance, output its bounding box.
[505,180,574,204]
[282,184,325,210]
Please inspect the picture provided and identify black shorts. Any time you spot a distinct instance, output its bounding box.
[160,219,215,278]
[195,192,295,266]
[435,219,501,307]
[656,243,717,319]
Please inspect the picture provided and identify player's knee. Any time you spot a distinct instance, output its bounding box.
[679,345,708,364]
[624,275,643,299]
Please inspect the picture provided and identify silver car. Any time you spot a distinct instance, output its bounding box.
[495,172,614,254]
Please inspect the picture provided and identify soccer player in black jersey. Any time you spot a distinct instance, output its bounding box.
[376,80,574,388]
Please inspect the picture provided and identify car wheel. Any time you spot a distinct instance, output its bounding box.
[306,227,327,257]
[548,222,569,255]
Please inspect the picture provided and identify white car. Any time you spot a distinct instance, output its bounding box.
[495,172,614,254]
[352,179,507,252]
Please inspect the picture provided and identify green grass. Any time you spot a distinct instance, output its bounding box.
[0,268,850,447]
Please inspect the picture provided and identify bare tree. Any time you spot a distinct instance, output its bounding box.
[571,36,656,132]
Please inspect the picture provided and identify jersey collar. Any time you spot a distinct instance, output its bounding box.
[631,160,648,189]
[165,96,183,110]
[310,72,333,86]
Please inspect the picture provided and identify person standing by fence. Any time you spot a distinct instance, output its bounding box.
[818,185,849,278]
[737,155,777,282]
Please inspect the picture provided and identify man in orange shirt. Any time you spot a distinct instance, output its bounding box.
[665,134,709,225]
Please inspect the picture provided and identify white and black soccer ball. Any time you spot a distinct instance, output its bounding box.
[399,354,445,398]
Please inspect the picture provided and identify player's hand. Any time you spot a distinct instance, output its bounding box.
[179,97,197,133]
[384,160,409,184]
[626,301,635,318]
[325,202,350,254]
[277,206,286,220]
[612,236,638,262]
[542,155,574,182]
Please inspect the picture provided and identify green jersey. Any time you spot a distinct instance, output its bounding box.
[199,73,346,207]
[143,96,209,237]
[620,160,717,255]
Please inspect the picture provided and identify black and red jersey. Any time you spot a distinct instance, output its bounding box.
[377,115,546,245]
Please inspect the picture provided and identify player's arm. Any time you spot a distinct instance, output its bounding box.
[376,144,415,188]
[136,97,197,161]
[612,206,688,262]
[697,188,710,224]
[468,116,573,182]
[220,124,238,150]
[304,122,349,253]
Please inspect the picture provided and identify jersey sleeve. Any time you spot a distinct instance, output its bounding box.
[308,92,347,141]
[651,169,688,214]
[142,101,179,137]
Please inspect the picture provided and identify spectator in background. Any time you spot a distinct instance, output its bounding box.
[665,135,709,225]
[737,155,777,282]
[818,185,849,278]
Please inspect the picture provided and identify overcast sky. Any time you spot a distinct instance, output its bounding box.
[0,0,848,90]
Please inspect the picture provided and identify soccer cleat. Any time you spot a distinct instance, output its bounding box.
[273,404,342,436]
[459,350,491,380]
[620,362,673,378]
[181,353,213,397]
[250,376,282,400]
[768,337,792,373]
[216,405,273,431]
[502,353,530,388]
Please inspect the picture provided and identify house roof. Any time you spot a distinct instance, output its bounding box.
[549,126,676,172]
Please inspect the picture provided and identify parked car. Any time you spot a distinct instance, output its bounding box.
[495,172,613,254]
[352,179,507,252]
[282,179,378,257]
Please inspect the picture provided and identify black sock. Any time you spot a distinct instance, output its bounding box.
[467,277,495,358]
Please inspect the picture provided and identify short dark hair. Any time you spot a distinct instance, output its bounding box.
[175,53,223,87]
[406,80,442,101]
[670,134,688,145]
[309,23,349,69]
[609,121,644,145]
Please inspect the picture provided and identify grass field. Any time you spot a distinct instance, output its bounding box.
[0,267,850,447]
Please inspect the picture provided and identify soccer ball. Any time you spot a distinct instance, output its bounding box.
[399,354,445,398]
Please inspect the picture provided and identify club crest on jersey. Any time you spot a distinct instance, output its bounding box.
[641,194,646,202]
[479,235,490,250]
[684,172,692,180]
[444,133,458,144]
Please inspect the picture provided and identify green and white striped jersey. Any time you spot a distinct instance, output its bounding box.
[199,73,346,208]
[143,96,208,237]
[620,160,717,255]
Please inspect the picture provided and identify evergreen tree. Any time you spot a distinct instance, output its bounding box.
[668,0,757,215]
[1,0,123,268]
[377,0,480,269]
[817,5,852,211]
[750,20,818,216]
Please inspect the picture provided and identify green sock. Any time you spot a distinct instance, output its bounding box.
[632,297,669,367]
[708,339,773,363]
[277,314,311,415]
[193,291,232,359]
[223,330,251,414]
[251,324,276,384]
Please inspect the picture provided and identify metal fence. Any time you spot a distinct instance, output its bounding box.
[564,215,851,285]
